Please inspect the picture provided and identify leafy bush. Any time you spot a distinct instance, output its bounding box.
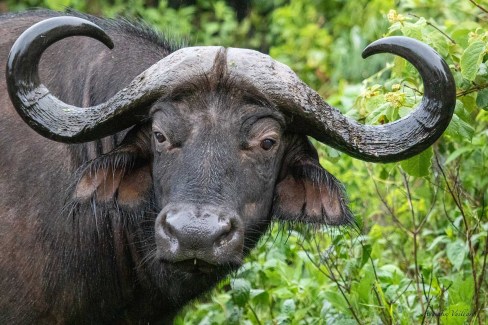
[3,0,487,324]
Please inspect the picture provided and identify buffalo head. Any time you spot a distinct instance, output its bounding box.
[5,17,455,281]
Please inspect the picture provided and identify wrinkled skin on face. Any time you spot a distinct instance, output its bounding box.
[72,76,353,312]
[151,83,287,268]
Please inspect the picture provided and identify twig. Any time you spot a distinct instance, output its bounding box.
[401,172,417,227]
[366,166,410,233]
[427,280,452,324]
[457,82,488,97]
[401,171,425,315]
[300,240,364,325]
[433,151,462,233]
[434,152,480,323]
[474,226,488,321]
[403,84,423,96]
[366,249,395,324]
[392,280,413,305]
[468,0,488,14]
[408,13,456,44]
[420,275,434,325]
[314,236,352,291]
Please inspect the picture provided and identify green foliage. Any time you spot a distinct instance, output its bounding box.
[400,147,433,177]
[2,0,487,323]
[461,41,486,81]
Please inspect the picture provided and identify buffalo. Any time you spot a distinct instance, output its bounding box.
[0,10,455,324]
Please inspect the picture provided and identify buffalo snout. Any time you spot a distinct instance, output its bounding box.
[155,204,244,270]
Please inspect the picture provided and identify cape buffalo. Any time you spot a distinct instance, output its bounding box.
[0,10,455,324]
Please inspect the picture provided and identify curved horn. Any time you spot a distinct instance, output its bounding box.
[6,16,223,143]
[8,17,455,159]
[227,37,456,162]
[7,16,115,142]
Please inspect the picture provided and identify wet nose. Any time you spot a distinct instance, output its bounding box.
[164,210,234,248]
[155,205,244,263]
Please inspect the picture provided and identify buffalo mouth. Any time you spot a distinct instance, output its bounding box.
[166,258,219,274]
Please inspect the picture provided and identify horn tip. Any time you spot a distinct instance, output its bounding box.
[362,36,411,59]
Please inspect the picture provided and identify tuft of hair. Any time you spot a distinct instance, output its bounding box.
[273,160,355,227]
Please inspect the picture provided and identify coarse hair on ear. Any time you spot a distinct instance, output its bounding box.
[273,135,353,226]
[73,125,152,209]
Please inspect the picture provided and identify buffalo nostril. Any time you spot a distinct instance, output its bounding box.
[215,214,236,246]
[218,215,232,232]
[157,207,241,249]
[159,212,176,238]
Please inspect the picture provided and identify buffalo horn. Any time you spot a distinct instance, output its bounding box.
[6,16,223,143]
[226,37,456,162]
[7,17,455,163]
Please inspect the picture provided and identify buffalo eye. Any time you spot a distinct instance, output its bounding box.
[260,138,276,150]
[154,132,166,143]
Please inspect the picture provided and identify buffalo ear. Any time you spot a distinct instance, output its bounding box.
[273,136,353,226]
[73,127,152,208]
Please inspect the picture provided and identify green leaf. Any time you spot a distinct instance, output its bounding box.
[460,41,486,81]
[446,240,466,270]
[401,20,424,40]
[392,56,407,77]
[227,306,242,325]
[476,88,488,110]
[281,299,296,315]
[448,274,474,305]
[231,279,251,307]
[323,291,349,314]
[355,271,374,304]
[377,264,405,284]
[359,244,372,269]
[400,147,433,177]
[444,147,473,165]
[441,302,471,325]
[250,289,269,309]
[445,114,475,141]
[45,0,72,10]
[427,31,449,58]
[427,235,449,250]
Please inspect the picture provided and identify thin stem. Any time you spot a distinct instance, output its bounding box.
[401,172,417,227]
[300,241,364,325]
[420,275,434,325]
[403,84,423,96]
[401,171,425,314]
[474,231,488,321]
[247,303,262,325]
[468,0,488,14]
[391,280,413,305]
[408,14,456,44]
[366,165,410,233]
[457,82,488,97]
[434,152,480,322]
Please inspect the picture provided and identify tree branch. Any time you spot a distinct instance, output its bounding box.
[468,0,488,14]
